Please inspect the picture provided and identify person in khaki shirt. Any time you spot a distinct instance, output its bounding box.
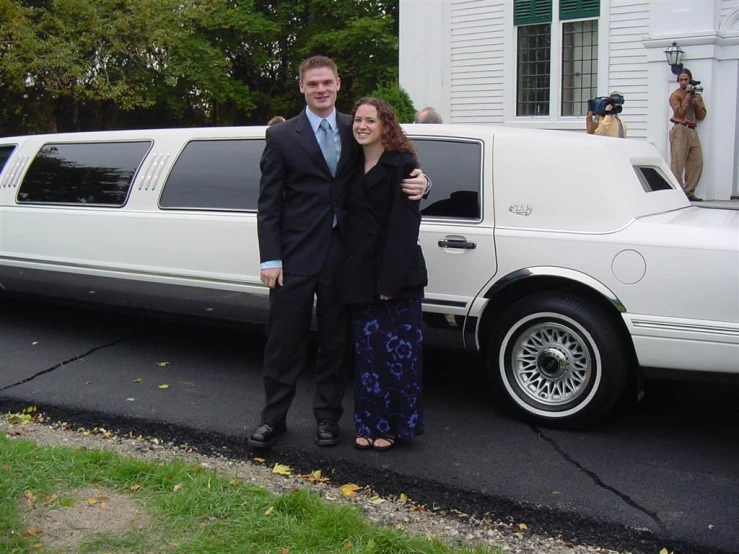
[586,103,627,138]
[669,69,707,201]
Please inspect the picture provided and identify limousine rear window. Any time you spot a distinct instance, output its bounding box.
[160,139,264,211]
[17,142,151,206]
[634,166,674,193]
[0,145,16,173]
[412,139,482,220]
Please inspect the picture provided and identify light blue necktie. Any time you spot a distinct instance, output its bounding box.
[318,119,339,176]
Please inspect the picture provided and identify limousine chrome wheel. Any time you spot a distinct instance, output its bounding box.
[488,292,628,428]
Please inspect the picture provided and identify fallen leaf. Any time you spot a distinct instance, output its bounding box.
[32,341,39,346]
[344,541,352,549]
[173,484,182,492]
[264,506,274,515]
[157,362,170,367]
[369,495,386,504]
[130,485,141,491]
[708,524,714,529]
[307,470,330,483]
[281,548,289,554]
[399,493,408,503]
[518,523,528,531]
[272,463,292,476]
[33,542,44,549]
[85,498,98,505]
[253,457,266,463]
[8,414,32,425]
[158,384,169,389]
[24,527,43,537]
[659,549,669,554]
[8,429,31,436]
[205,307,214,312]
[133,378,142,383]
[98,502,107,509]
[207,477,211,490]
[126,398,136,402]
[340,483,362,497]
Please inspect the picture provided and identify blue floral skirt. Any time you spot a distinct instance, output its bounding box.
[351,299,424,440]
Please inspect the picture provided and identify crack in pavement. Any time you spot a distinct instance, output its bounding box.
[533,425,667,532]
[0,336,136,393]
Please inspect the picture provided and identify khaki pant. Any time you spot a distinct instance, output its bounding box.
[669,124,703,196]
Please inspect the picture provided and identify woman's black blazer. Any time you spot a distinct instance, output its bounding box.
[341,150,426,304]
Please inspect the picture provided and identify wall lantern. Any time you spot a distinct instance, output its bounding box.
[664,42,685,75]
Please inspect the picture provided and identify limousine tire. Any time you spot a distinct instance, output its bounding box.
[488,292,628,428]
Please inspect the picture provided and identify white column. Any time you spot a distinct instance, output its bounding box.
[400,0,449,118]
[643,0,739,200]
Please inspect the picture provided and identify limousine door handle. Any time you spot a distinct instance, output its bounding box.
[438,237,477,250]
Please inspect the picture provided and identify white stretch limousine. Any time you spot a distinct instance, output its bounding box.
[0,125,737,427]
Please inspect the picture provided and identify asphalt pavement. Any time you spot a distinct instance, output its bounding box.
[1,296,737,554]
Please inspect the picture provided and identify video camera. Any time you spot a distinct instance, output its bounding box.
[587,93,625,116]
[688,79,703,95]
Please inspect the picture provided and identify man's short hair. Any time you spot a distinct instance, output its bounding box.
[299,56,339,81]
[267,116,286,126]
[414,107,443,124]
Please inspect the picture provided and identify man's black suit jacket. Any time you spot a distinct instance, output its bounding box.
[257,109,359,276]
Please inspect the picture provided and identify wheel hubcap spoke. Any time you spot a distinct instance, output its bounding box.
[511,322,593,406]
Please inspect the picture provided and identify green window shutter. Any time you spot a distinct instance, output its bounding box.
[514,0,553,26]
[560,0,600,20]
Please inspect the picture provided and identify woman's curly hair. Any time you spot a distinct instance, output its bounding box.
[351,97,418,164]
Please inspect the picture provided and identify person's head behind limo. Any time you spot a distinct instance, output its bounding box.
[298,56,341,118]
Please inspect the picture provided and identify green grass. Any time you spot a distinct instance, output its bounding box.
[0,434,498,554]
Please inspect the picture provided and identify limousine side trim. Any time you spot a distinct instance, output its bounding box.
[2,154,32,188]
[0,255,264,289]
[484,266,627,313]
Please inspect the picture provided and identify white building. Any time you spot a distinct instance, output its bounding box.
[400,0,739,200]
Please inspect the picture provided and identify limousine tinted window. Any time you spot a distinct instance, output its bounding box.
[160,139,264,211]
[0,145,16,173]
[17,142,150,206]
[412,139,482,219]
[634,166,674,193]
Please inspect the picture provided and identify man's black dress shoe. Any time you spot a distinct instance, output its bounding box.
[248,422,286,448]
[687,194,703,202]
[316,419,341,446]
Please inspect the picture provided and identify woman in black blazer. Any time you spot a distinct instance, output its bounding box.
[342,97,427,452]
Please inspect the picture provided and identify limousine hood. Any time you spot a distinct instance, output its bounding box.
[634,205,739,251]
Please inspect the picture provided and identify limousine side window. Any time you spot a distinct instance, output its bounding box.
[411,139,482,220]
[160,139,264,211]
[634,166,674,193]
[0,145,16,173]
[17,142,151,206]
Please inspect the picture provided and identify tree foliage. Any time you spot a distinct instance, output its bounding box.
[0,0,401,134]
[367,81,416,123]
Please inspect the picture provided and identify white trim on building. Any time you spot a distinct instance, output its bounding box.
[400,0,739,200]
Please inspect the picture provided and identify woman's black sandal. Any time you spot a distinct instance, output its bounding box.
[354,436,375,450]
[372,436,395,452]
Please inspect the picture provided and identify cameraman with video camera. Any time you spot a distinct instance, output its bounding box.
[669,69,707,201]
[586,92,627,138]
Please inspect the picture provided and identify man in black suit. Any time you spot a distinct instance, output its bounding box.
[249,56,429,448]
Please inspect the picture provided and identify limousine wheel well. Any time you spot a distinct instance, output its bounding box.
[476,275,639,427]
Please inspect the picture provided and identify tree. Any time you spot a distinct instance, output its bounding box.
[367,82,416,123]
[0,0,402,133]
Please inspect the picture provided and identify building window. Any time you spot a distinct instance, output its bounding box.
[561,20,598,116]
[514,0,600,118]
[516,24,551,116]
